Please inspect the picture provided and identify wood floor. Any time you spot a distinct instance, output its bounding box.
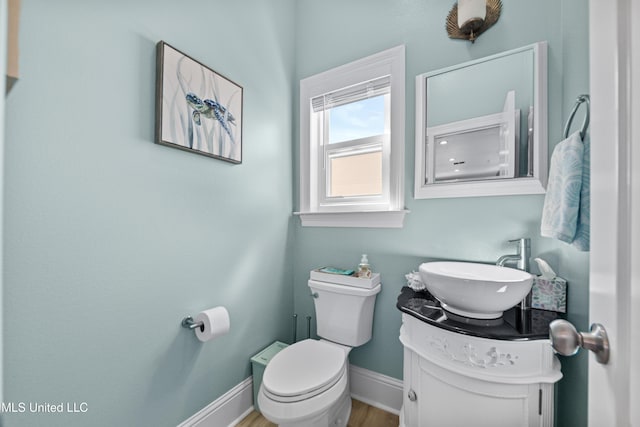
[235,399,399,427]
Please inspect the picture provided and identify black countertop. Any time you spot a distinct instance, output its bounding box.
[397,286,561,341]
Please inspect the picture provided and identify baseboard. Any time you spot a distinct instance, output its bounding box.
[177,365,404,426]
[176,377,254,427]
[349,364,403,415]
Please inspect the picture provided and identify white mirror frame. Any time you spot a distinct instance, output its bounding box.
[414,42,548,199]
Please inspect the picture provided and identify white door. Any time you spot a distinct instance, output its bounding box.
[588,0,640,425]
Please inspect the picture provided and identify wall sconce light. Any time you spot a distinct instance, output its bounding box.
[446,0,502,43]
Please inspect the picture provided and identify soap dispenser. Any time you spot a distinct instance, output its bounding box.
[358,254,372,278]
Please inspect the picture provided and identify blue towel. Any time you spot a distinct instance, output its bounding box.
[541,131,589,251]
[572,136,590,251]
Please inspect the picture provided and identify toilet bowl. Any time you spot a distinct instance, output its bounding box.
[257,339,352,427]
[257,276,382,427]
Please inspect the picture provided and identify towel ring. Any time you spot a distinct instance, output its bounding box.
[563,94,590,140]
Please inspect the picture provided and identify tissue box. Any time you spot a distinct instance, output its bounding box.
[531,276,567,313]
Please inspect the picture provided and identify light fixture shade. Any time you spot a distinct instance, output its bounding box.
[457,0,486,28]
[446,0,502,43]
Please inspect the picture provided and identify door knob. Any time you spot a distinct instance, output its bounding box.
[549,319,610,364]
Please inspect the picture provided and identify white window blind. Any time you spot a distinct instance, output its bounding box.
[311,75,391,112]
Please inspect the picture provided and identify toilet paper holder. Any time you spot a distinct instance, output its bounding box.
[181,316,204,331]
[181,307,231,342]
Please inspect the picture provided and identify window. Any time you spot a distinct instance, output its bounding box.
[297,46,407,228]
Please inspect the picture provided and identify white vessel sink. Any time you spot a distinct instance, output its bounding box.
[418,261,534,319]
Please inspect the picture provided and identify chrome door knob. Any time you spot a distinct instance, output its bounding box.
[549,319,610,364]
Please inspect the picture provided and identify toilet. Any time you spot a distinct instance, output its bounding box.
[257,277,382,427]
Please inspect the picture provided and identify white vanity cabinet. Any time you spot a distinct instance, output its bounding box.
[399,314,562,427]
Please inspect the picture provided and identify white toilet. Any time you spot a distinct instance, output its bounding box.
[258,277,382,427]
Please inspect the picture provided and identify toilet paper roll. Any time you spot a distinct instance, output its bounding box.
[194,306,230,342]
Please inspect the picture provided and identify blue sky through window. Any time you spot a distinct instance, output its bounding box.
[328,95,385,144]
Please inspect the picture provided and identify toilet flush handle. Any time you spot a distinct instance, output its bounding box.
[311,292,319,298]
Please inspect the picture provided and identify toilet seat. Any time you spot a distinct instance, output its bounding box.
[262,339,346,403]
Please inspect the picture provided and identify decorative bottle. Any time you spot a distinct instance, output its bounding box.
[358,254,372,278]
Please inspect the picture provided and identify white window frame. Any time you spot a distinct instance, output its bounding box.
[296,45,407,228]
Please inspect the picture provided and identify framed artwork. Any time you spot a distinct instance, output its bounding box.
[155,41,243,164]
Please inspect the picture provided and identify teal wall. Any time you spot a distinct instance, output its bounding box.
[293,1,589,427]
[3,1,295,426]
[3,1,591,426]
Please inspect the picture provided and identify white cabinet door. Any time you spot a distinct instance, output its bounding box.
[413,352,546,427]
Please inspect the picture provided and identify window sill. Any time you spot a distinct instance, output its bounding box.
[294,210,409,228]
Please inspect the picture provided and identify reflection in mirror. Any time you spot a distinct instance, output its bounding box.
[429,90,517,183]
[415,42,547,199]
[434,126,507,182]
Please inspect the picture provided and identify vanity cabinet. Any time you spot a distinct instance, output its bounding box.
[399,314,561,427]
[396,286,563,427]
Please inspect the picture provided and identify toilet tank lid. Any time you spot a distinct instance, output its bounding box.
[308,280,381,296]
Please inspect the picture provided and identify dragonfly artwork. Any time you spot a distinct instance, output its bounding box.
[156,41,243,163]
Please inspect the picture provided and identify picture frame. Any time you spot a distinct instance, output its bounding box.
[155,41,243,164]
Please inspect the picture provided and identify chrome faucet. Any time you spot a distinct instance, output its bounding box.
[497,238,532,311]
[496,238,531,272]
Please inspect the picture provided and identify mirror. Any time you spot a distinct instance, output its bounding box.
[414,42,547,199]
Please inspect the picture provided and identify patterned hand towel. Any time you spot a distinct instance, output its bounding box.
[572,136,590,251]
[541,131,586,246]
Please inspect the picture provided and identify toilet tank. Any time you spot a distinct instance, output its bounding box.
[308,279,382,347]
